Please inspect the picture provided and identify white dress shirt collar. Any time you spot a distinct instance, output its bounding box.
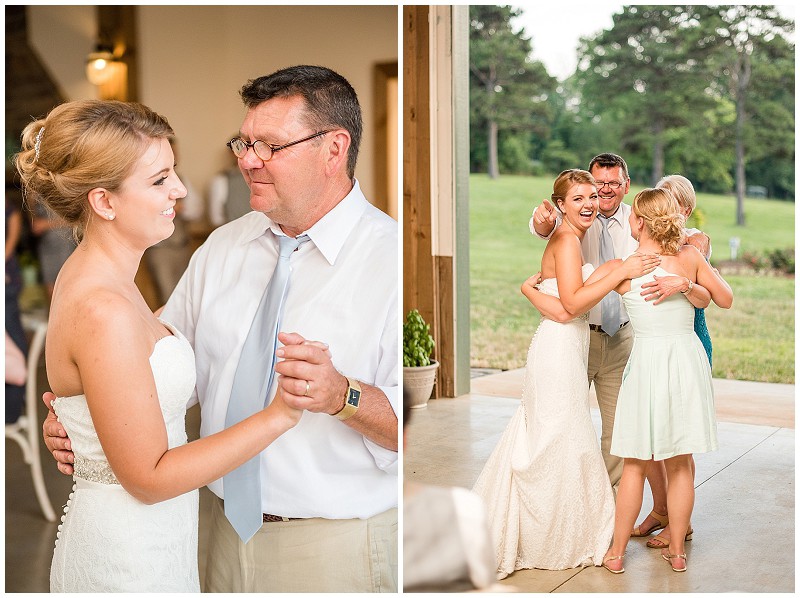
[599,203,627,228]
[241,179,369,267]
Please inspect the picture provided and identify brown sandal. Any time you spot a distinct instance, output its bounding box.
[630,510,669,537]
[646,527,693,549]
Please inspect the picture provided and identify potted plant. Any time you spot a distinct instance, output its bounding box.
[403,309,439,409]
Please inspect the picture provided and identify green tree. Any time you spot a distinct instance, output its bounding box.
[577,5,719,185]
[709,5,794,211]
[469,5,556,178]
[698,5,795,222]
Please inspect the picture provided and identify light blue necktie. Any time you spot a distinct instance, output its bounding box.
[223,233,309,543]
[597,216,621,336]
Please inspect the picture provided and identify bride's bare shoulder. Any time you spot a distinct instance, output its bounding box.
[548,226,582,254]
[54,282,146,349]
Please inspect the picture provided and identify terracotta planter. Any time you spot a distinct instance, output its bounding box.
[403,360,439,409]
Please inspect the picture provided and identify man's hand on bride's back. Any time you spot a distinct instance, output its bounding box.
[42,391,75,475]
[621,252,661,279]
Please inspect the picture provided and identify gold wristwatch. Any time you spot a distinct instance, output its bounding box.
[334,377,361,421]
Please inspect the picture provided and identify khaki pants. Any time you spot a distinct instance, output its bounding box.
[204,495,397,592]
[588,323,634,489]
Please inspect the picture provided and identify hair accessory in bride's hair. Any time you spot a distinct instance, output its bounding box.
[34,127,45,162]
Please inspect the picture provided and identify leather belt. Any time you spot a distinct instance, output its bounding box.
[219,498,305,523]
[263,513,304,523]
[589,321,630,334]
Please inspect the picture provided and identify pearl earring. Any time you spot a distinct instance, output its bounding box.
[106,213,115,221]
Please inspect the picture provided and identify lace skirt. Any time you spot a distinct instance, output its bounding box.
[50,477,200,592]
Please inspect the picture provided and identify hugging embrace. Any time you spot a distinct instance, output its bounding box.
[473,154,732,578]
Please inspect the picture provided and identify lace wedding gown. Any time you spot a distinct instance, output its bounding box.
[50,321,200,592]
[473,264,615,578]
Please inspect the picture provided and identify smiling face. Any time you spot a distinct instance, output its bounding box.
[590,165,629,217]
[237,95,330,233]
[557,182,598,233]
[110,137,187,248]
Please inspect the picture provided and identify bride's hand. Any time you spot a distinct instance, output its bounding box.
[265,388,304,430]
[523,272,543,289]
[621,252,660,279]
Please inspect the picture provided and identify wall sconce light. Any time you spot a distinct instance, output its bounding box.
[86,45,119,86]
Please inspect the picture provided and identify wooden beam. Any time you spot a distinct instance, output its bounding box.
[402,6,434,328]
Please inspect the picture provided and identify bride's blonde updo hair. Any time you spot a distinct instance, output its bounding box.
[551,169,596,212]
[633,188,686,254]
[15,100,174,242]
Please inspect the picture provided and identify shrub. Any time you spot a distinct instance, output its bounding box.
[741,251,768,272]
[740,248,794,275]
[766,248,795,274]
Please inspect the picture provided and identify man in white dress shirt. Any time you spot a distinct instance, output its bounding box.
[43,65,398,592]
[529,153,637,488]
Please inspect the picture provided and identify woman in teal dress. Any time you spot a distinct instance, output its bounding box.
[600,188,732,574]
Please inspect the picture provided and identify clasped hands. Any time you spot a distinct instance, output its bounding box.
[41,331,348,475]
[274,332,348,416]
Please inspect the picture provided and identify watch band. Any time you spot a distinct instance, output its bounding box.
[334,377,361,421]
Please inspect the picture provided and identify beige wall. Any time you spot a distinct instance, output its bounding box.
[29,5,97,101]
[28,5,398,219]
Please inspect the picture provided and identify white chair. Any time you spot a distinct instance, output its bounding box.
[5,314,56,522]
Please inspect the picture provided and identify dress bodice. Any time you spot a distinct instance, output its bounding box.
[623,267,694,338]
[537,263,595,298]
[52,321,196,484]
[537,263,595,321]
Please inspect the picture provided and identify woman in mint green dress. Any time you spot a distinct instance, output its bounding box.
[600,188,732,575]
[631,175,729,551]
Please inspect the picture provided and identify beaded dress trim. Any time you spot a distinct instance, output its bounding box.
[73,455,120,485]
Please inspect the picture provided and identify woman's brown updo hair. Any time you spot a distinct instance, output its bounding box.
[632,188,686,254]
[550,169,596,212]
[15,100,174,242]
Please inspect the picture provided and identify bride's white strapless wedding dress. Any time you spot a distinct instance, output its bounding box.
[50,321,200,592]
[473,264,615,577]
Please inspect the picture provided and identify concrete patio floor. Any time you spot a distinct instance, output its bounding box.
[404,370,795,593]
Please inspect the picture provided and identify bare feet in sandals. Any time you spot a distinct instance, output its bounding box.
[601,552,625,574]
[661,548,687,572]
[630,509,668,537]
[647,524,694,549]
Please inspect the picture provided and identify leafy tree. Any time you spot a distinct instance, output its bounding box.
[698,5,795,222]
[469,5,556,178]
[576,5,719,185]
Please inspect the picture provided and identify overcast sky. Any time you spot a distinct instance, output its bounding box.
[512,3,797,82]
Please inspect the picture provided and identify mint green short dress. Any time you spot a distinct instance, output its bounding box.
[610,267,718,461]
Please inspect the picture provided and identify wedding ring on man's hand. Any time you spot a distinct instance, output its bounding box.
[304,380,310,396]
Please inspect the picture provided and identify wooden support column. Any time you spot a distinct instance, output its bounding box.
[403,5,436,366]
[403,6,470,399]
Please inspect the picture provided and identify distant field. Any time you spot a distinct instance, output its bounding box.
[469,174,795,384]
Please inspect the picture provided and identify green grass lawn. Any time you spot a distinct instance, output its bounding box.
[469,174,795,384]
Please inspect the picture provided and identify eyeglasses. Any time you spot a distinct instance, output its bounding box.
[227,130,332,161]
[596,180,625,190]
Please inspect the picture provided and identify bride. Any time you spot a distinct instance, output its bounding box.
[15,100,302,592]
[472,169,659,577]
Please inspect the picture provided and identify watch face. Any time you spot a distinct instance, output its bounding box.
[347,388,360,407]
